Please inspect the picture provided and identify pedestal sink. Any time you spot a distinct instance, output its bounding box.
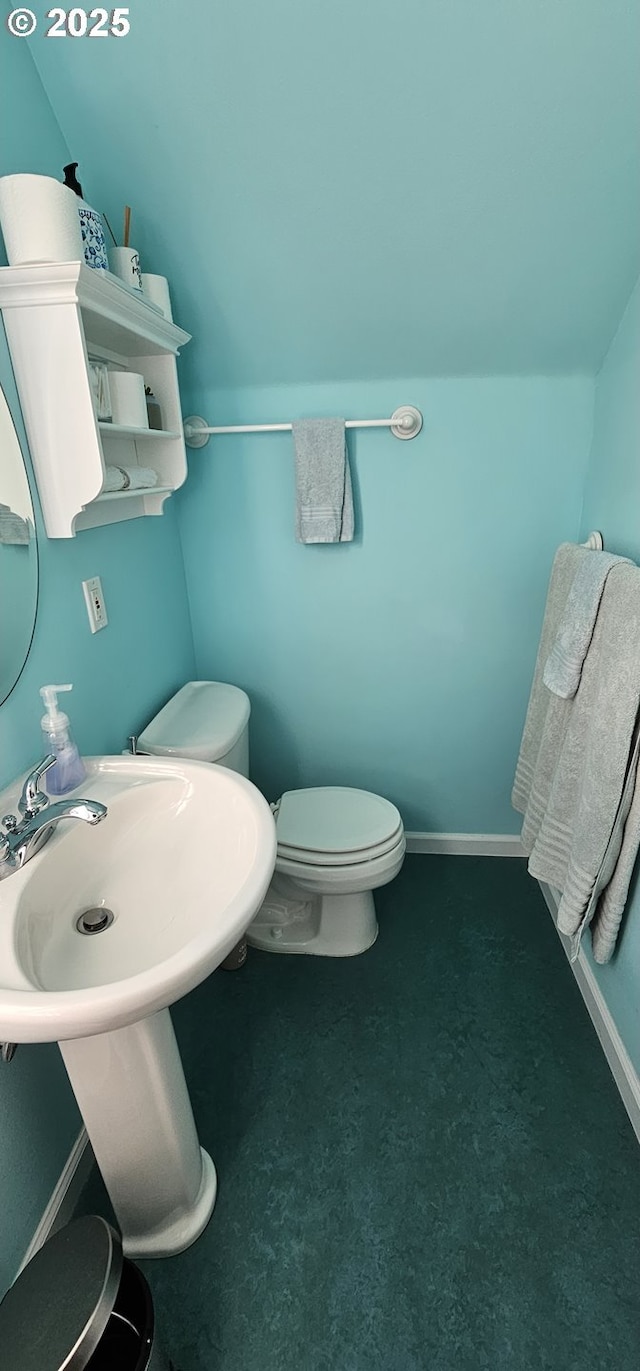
[0,755,276,1258]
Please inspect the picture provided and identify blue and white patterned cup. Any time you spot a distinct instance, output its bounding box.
[77,201,109,270]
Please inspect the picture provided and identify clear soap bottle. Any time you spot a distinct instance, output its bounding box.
[40,684,86,795]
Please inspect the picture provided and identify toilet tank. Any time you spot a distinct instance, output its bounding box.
[137,681,251,777]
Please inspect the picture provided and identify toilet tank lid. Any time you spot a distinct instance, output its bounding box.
[137,681,250,762]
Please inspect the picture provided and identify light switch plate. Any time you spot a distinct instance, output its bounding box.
[82,576,108,633]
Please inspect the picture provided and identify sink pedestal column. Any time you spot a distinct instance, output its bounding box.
[60,1008,217,1259]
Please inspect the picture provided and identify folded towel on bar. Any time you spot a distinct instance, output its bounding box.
[102,465,158,493]
[512,543,587,815]
[0,501,30,544]
[514,552,640,962]
[543,549,631,698]
[291,418,354,543]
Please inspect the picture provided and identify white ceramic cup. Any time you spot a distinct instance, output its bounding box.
[108,371,148,429]
[108,246,143,291]
[0,174,84,265]
[141,273,173,320]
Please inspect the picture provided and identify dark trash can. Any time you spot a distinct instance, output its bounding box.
[0,1215,174,1370]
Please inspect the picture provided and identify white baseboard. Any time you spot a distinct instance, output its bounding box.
[17,1128,93,1277]
[539,881,640,1145]
[405,832,525,857]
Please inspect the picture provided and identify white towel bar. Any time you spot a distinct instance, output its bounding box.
[183,405,423,448]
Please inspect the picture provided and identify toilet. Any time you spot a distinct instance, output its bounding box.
[137,682,406,957]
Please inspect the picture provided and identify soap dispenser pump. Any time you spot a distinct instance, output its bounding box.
[40,684,86,795]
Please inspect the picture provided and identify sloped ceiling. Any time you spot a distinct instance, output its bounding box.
[28,0,640,386]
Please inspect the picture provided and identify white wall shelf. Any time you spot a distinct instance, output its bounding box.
[0,261,191,537]
[99,423,182,440]
[93,485,174,503]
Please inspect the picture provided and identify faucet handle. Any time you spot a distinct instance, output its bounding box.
[18,755,56,820]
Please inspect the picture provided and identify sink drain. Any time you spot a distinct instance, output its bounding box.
[75,906,115,935]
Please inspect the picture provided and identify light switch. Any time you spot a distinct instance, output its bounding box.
[82,576,108,633]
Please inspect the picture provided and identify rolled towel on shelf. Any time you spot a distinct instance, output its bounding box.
[102,465,159,493]
[0,502,30,544]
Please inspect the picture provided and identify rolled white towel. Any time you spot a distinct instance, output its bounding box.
[0,501,30,544]
[102,465,158,493]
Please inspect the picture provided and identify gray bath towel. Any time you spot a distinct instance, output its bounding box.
[516,562,640,959]
[292,418,354,543]
[567,722,640,964]
[512,543,589,815]
[543,550,630,698]
[590,734,640,963]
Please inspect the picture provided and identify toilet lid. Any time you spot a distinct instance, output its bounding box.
[276,787,403,866]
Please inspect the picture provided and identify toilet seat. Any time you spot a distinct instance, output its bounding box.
[275,787,403,867]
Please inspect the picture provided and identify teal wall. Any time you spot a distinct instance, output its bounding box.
[176,375,593,829]
[580,273,640,1074]
[0,35,195,1290]
[28,0,640,385]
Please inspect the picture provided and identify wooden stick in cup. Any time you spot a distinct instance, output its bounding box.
[123,205,131,248]
[103,212,118,248]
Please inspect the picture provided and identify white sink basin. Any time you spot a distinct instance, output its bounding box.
[0,753,276,1259]
[0,754,276,1042]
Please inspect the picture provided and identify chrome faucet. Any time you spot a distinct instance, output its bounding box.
[0,755,107,881]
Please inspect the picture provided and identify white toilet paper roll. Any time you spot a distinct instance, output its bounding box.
[141,274,173,320]
[108,372,149,429]
[0,174,84,265]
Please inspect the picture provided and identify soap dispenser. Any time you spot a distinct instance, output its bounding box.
[40,684,86,795]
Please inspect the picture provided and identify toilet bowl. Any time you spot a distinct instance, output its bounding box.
[248,786,405,956]
[137,682,406,958]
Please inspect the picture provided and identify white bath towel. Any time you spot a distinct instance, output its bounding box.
[102,465,158,493]
[543,549,630,698]
[0,501,30,544]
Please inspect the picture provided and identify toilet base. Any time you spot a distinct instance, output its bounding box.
[247,886,378,957]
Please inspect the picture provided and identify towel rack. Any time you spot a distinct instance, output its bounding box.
[183,405,423,449]
[582,531,604,550]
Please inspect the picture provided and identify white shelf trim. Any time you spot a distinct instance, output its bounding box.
[0,261,189,353]
[99,423,181,440]
[95,485,173,503]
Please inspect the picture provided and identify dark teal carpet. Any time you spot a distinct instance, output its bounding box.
[81,857,640,1369]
